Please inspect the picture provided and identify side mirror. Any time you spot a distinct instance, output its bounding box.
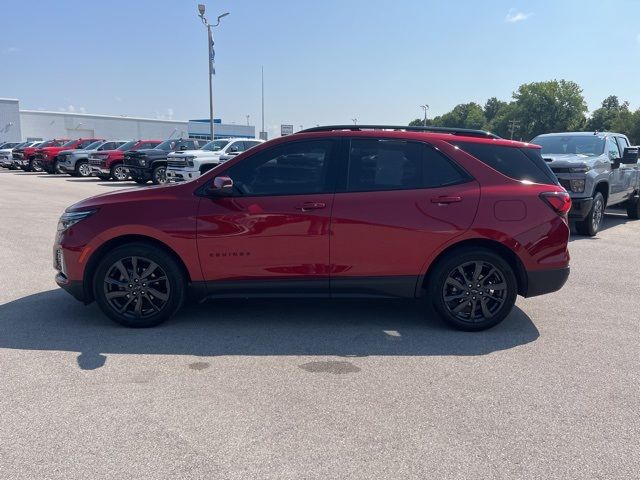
[621,146,639,164]
[208,176,234,195]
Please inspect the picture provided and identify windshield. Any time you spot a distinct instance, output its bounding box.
[202,140,229,152]
[37,141,57,148]
[532,135,606,157]
[116,141,136,151]
[83,141,103,150]
[154,139,177,151]
[61,140,78,148]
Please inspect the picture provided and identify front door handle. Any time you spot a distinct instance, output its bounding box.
[295,202,326,211]
[431,196,462,204]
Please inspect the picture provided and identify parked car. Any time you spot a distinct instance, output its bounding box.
[531,132,640,236]
[54,125,570,330]
[14,139,68,171]
[0,142,25,168]
[166,138,264,182]
[124,138,206,185]
[8,142,42,169]
[34,138,104,174]
[57,140,128,177]
[88,140,162,181]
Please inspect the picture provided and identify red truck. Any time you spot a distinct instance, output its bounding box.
[88,139,162,180]
[34,138,104,174]
[15,139,69,171]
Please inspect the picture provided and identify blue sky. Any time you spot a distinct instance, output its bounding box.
[2,0,640,138]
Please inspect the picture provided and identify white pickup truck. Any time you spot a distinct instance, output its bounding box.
[166,138,264,182]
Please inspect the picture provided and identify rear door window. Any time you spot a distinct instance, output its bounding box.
[453,142,558,185]
[346,139,470,192]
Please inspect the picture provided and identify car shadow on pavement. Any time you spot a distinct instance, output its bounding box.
[569,210,632,241]
[0,290,540,370]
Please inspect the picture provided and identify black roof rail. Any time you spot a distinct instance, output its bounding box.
[298,125,501,139]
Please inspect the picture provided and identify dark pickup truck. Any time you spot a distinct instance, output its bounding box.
[124,138,205,184]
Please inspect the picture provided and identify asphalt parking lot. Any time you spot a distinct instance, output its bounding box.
[0,169,638,480]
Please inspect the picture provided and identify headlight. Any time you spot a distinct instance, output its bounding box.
[569,166,589,173]
[139,159,146,166]
[569,179,586,193]
[57,209,97,233]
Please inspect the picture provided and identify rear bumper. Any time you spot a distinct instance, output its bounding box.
[568,197,593,220]
[524,267,570,298]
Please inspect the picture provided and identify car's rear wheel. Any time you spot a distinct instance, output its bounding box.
[626,195,640,220]
[93,243,186,327]
[76,161,92,178]
[428,247,517,331]
[152,165,167,185]
[575,192,604,236]
[111,164,128,181]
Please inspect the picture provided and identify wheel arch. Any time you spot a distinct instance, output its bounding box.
[82,234,192,303]
[594,181,609,206]
[419,238,527,297]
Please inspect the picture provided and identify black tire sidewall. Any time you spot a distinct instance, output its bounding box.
[152,165,166,185]
[429,248,518,331]
[93,243,186,327]
[576,192,604,236]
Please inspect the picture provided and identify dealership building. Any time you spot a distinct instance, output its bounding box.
[0,98,255,143]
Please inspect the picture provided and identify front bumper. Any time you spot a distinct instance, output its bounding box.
[166,168,201,182]
[90,165,110,175]
[568,197,593,220]
[125,165,151,178]
[55,272,86,302]
[524,267,570,298]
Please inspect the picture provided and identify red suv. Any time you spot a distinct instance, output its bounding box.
[54,125,571,330]
[35,138,104,174]
[88,139,162,180]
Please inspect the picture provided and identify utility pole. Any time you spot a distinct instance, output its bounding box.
[197,4,229,142]
[508,120,520,140]
[420,104,429,126]
[352,118,358,125]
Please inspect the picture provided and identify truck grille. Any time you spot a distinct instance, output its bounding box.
[12,152,23,160]
[89,157,105,167]
[550,167,571,174]
[167,158,186,168]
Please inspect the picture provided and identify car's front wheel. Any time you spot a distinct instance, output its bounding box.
[575,192,604,236]
[76,161,92,178]
[428,247,518,331]
[111,164,129,181]
[93,243,186,327]
[152,165,167,185]
[30,158,43,172]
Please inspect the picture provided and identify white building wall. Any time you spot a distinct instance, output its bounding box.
[0,98,22,142]
[19,111,189,141]
[188,120,255,139]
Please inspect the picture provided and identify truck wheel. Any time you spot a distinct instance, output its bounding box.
[575,192,604,236]
[428,247,518,331]
[626,196,640,220]
[111,164,129,181]
[30,159,43,172]
[93,242,186,328]
[76,161,92,178]
[152,165,168,185]
[53,160,63,174]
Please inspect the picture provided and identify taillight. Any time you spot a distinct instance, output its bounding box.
[540,191,571,215]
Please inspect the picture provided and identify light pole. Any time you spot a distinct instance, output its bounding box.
[352,118,358,125]
[420,104,429,127]
[198,4,229,142]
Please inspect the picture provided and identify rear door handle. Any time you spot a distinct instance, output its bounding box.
[295,202,326,211]
[431,196,462,204]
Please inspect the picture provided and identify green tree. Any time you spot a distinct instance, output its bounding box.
[408,118,432,127]
[512,80,588,139]
[587,95,632,134]
[484,97,508,124]
[432,103,486,130]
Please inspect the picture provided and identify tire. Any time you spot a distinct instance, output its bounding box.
[428,247,518,331]
[97,173,110,181]
[151,165,167,185]
[626,195,640,220]
[110,164,129,181]
[575,192,604,236]
[133,177,148,185]
[75,161,92,178]
[53,159,64,174]
[93,242,186,328]
[30,158,43,172]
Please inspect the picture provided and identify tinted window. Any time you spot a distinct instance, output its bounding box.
[454,142,558,185]
[228,141,245,153]
[346,139,469,192]
[608,137,621,160]
[181,140,197,150]
[225,140,333,196]
[245,141,262,149]
[615,136,629,153]
[117,141,136,151]
[136,142,159,150]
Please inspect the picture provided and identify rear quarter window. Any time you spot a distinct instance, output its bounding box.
[453,142,558,186]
